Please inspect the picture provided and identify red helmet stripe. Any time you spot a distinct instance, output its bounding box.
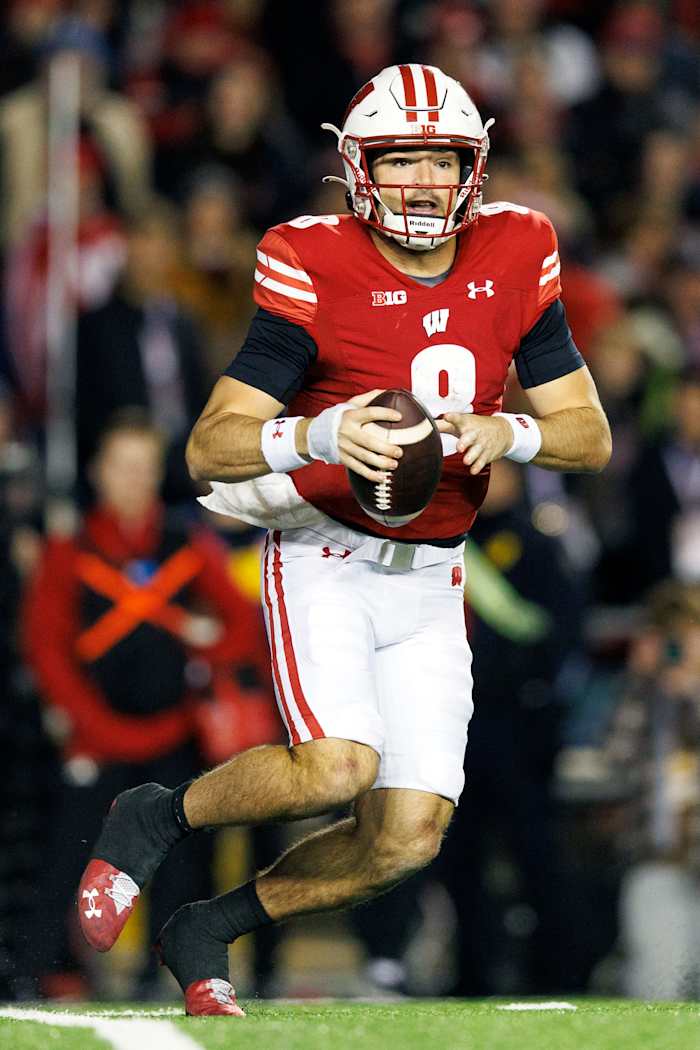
[343,80,375,124]
[398,64,418,122]
[422,66,440,121]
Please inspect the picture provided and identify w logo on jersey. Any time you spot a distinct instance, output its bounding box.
[467,280,494,299]
[422,309,450,337]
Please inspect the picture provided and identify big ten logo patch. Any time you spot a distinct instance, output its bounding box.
[371,290,408,307]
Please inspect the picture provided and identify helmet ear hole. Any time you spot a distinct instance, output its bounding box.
[345,191,354,212]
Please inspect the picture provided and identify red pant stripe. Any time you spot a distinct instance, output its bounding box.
[271,531,325,740]
[262,534,300,745]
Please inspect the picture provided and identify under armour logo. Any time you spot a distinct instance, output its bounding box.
[515,415,530,429]
[82,888,102,919]
[322,546,351,559]
[452,566,463,587]
[272,422,284,439]
[467,280,494,299]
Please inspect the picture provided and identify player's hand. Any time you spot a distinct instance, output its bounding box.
[339,389,404,482]
[440,412,513,475]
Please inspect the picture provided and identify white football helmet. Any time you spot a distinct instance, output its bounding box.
[323,64,493,251]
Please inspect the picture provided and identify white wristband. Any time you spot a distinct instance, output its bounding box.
[261,416,307,472]
[495,412,542,463]
[306,402,355,464]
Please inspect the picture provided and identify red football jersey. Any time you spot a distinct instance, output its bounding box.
[253,204,562,541]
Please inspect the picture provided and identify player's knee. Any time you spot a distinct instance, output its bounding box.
[293,738,379,808]
[372,817,444,883]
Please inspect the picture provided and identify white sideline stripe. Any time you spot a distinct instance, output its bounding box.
[254,270,318,303]
[256,249,312,284]
[0,1008,203,1050]
[497,1002,577,1011]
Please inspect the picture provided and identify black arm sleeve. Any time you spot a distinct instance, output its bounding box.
[224,308,318,404]
[514,299,585,389]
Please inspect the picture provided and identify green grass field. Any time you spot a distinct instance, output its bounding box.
[1,999,699,1050]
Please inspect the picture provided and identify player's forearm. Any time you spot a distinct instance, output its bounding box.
[187,413,314,482]
[532,406,612,473]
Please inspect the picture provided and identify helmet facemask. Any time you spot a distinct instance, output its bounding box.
[366,142,488,250]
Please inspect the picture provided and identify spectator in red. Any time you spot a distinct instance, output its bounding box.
[22,409,276,998]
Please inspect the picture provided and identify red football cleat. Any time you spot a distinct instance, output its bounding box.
[77,859,140,952]
[185,979,246,1017]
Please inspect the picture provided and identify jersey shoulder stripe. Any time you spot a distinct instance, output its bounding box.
[256,248,313,286]
[253,229,317,327]
[254,269,317,304]
[539,250,561,287]
[477,203,563,321]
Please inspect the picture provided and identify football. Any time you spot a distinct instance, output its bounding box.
[347,389,443,528]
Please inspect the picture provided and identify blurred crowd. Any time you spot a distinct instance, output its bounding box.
[1,0,700,1005]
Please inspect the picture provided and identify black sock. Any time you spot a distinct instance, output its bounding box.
[95,783,192,888]
[158,881,273,990]
[198,881,272,943]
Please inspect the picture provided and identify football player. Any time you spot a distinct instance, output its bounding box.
[77,64,611,1015]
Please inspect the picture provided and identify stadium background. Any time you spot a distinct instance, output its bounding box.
[1,0,699,1005]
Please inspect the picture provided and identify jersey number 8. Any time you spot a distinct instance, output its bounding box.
[411,343,476,456]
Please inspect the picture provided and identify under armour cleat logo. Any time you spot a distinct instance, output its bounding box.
[82,888,102,919]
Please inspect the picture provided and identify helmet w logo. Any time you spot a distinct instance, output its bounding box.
[467,280,494,299]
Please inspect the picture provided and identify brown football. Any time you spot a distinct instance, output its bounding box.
[347,389,443,528]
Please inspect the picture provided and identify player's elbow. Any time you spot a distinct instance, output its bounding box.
[185,427,207,481]
[587,416,613,473]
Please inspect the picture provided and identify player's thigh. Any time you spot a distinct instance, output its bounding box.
[374,563,472,804]
[262,529,384,752]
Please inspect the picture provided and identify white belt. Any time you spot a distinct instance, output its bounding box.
[283,515,464,569]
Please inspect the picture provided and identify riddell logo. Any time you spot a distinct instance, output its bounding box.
[371,290,408,306]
